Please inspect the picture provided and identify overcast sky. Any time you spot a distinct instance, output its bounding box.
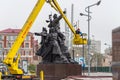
[0,0,119,53]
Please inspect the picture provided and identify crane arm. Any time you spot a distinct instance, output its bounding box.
[3,0,46,74]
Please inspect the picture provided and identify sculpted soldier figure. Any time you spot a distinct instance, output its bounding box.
[34,27,48,56]
[35,27,47,45]
[46,27,68,63]
[48,11,66,32]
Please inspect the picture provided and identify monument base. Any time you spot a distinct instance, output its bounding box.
[36,63,82,80]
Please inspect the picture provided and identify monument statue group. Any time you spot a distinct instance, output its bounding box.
[35,12,77,64]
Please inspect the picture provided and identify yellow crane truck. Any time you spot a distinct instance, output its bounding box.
[2,0,87,79]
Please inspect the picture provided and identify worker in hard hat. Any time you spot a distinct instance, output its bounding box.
[76,28,83,36]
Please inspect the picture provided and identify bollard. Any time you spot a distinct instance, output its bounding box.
[40,70,44,80]
[0,72,2,80]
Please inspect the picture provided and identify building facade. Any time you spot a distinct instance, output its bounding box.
[90,40,101,54]
[112,26,120,80]
[0,28,40,64]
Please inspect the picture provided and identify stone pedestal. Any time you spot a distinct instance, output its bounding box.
[36,64,82,80]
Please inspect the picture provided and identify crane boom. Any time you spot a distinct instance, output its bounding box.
[3,0,45,74]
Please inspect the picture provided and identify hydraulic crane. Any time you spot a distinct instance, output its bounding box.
[3,0,87,77]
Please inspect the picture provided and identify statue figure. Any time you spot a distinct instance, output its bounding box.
[35,13,78,64]
[34,27,48,57]
[35,27,47,45]
[45,27,68,63]
[48,11,66,32]
[48,13,61,32]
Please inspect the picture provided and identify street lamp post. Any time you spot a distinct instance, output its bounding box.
[80,12,91,76]
[2,48,4,61]
[80,0,101,76]
[104,43,112,72]
[104,43,111,55]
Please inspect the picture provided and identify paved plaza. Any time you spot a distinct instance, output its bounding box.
[62,72,112,80]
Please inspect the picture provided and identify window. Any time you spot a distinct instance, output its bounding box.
[21,50,23,56]
[25,43,29,48]
[0,43,2,48]
[23,51,25,56]
[7,36,11,40]
[19,50,22,54]
[7,42,11,48]
[0,50,2,54]
[25,36,30,41]
[25,50,29,56]
[12,36,16,40]
[0,35,3,40]
[29,51,31,55]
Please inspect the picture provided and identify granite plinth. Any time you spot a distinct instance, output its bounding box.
[36,63,82,80]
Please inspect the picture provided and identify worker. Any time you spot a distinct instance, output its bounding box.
[76,28,82,36]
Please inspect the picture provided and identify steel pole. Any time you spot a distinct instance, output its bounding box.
[87,6,91,76]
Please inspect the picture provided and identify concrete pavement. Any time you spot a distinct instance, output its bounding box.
[62,72,112,80]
